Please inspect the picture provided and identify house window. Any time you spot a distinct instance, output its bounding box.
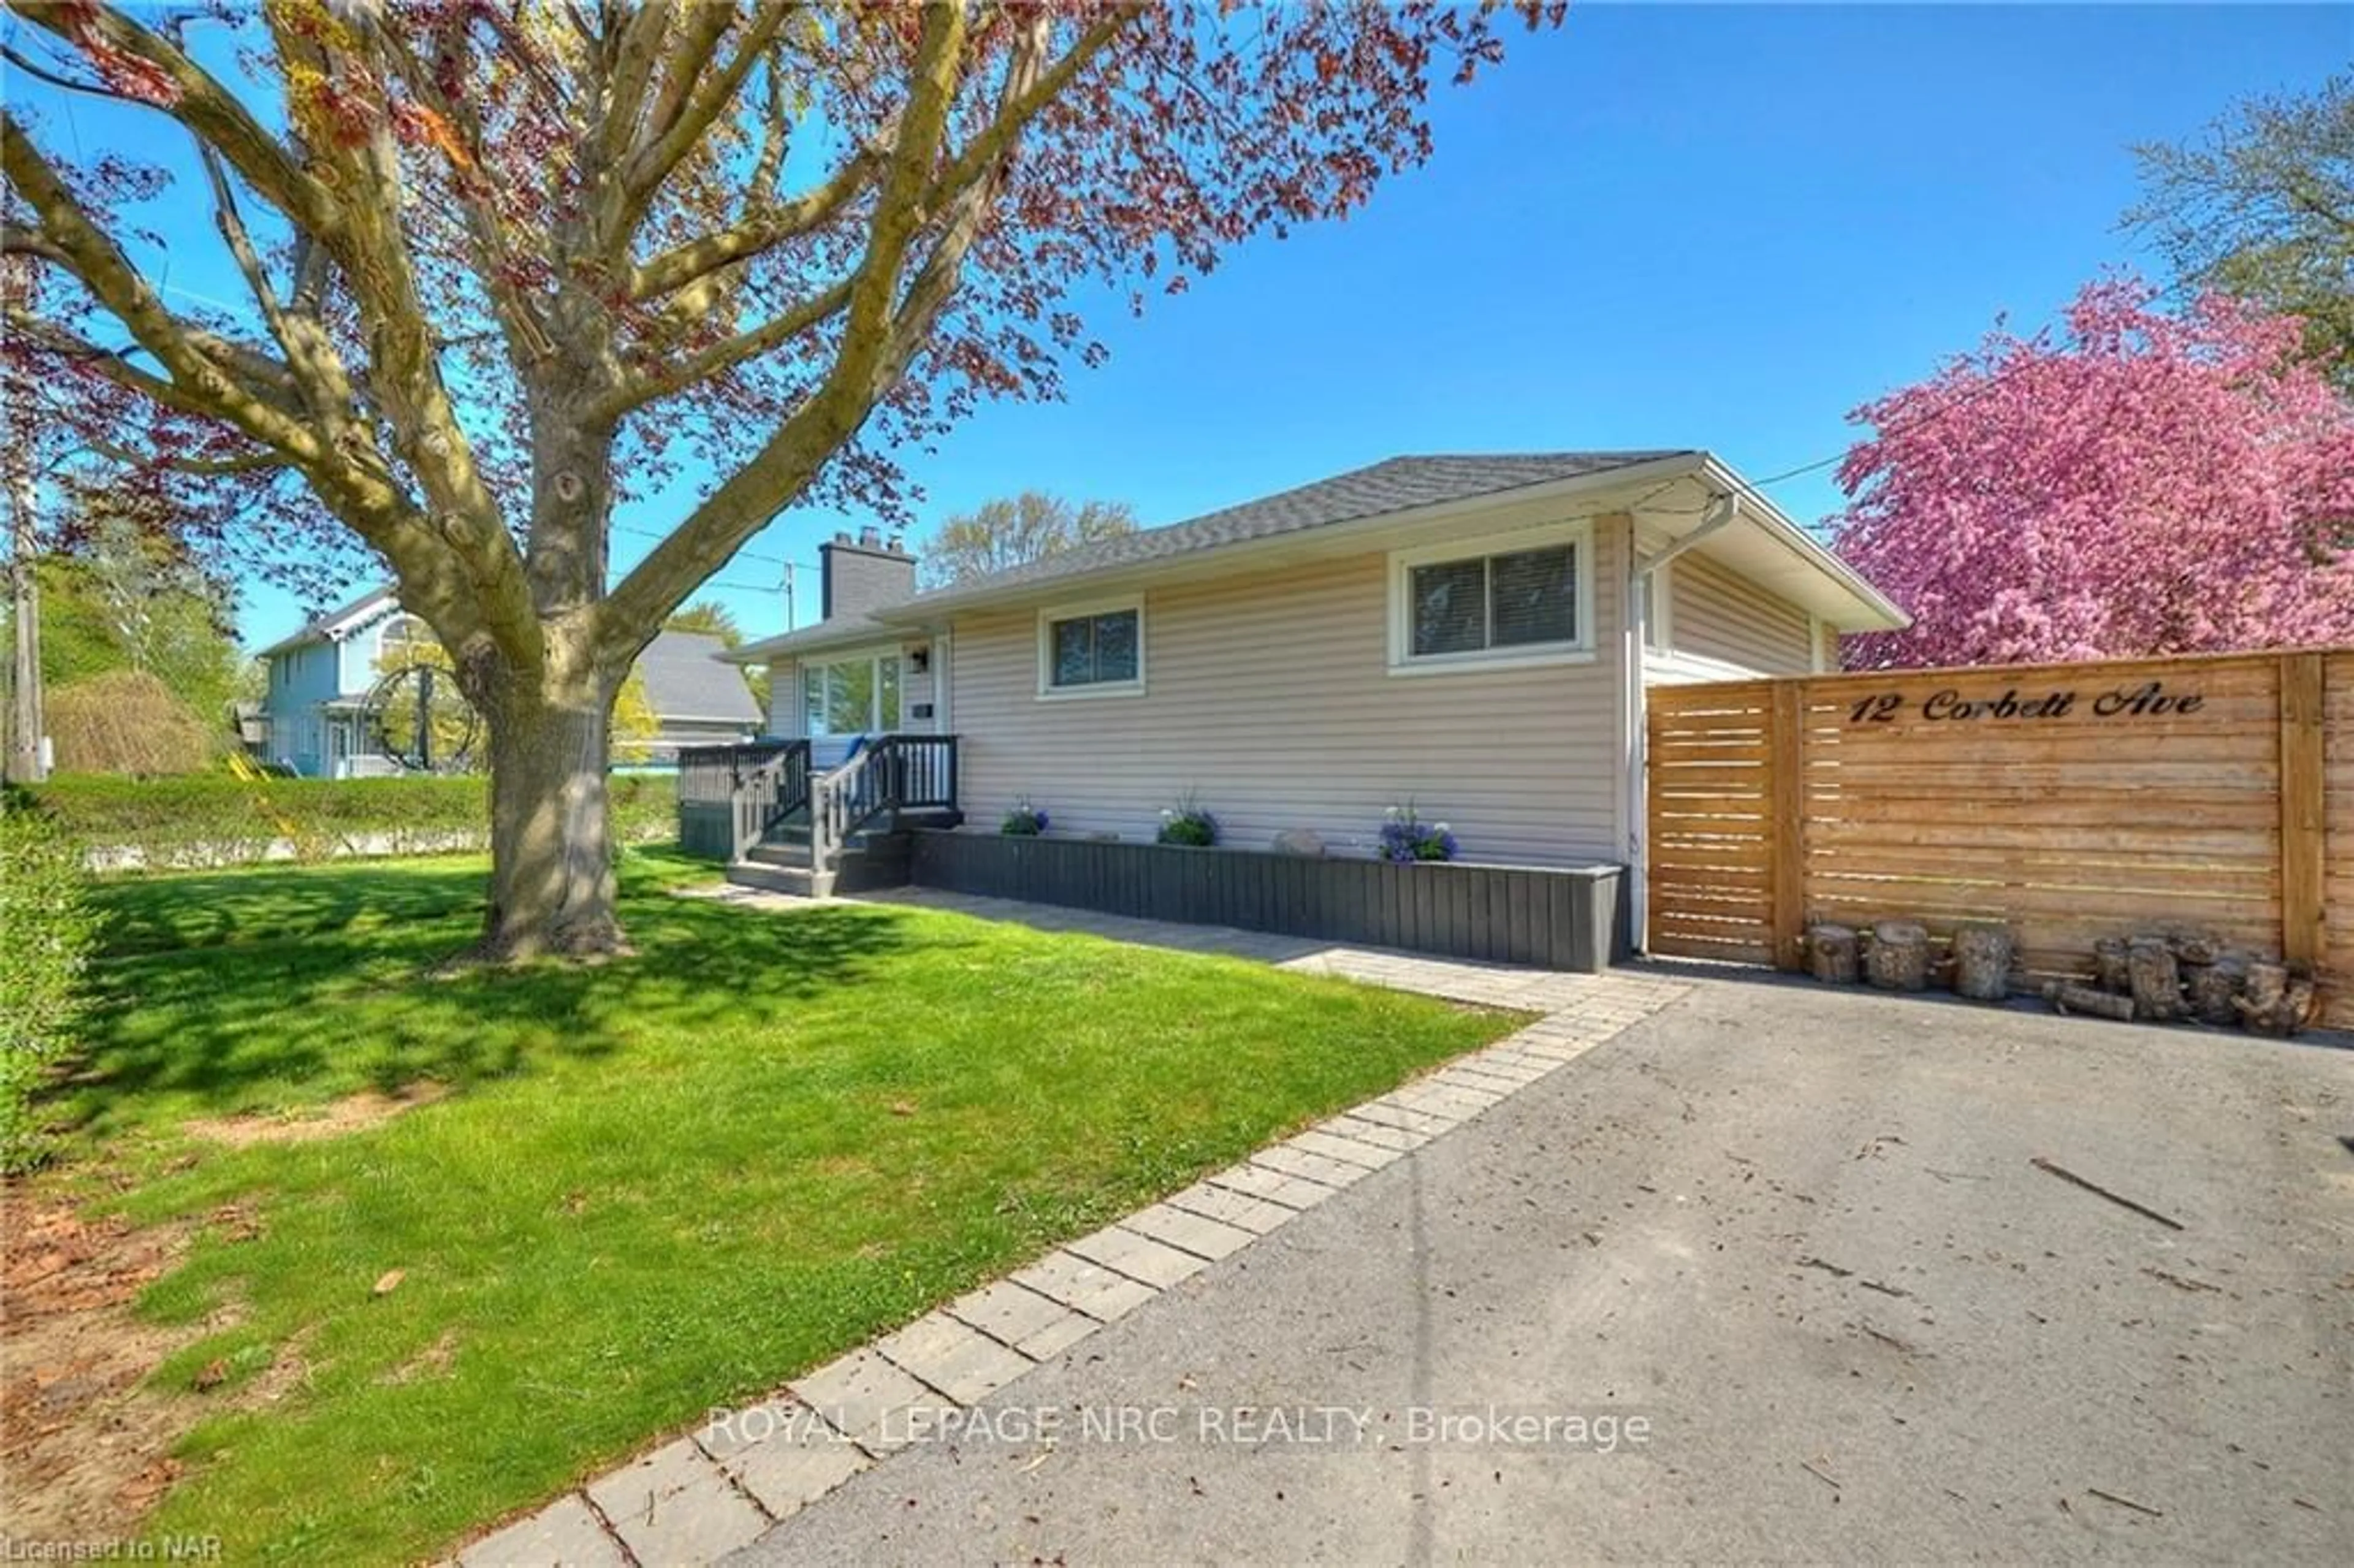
[800,653,901,736]
[1389,522,1593,673]
[1037,599,1144,698]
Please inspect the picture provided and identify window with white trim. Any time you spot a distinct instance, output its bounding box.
[1389,523,1593,672]
[1037,599,1144,696]
[800,652,901,736]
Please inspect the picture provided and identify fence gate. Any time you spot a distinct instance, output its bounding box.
[1643,649,2350,1029]
[1645,679,1783,967]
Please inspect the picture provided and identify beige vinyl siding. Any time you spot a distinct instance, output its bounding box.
[945,517,1628,867]
[1669,551,1816,674]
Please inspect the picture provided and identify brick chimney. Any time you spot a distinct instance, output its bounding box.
[819,527,916,620]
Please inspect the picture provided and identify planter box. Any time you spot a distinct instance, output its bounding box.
[908,830,1627,973]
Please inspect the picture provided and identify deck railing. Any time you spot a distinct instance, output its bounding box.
[676,739,810,861]
[812,734,959,874]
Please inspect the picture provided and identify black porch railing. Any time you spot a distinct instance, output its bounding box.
[813,734,959,868]
[676,739,809,861]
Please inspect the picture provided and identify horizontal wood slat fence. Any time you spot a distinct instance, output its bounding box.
[1645,648,2349,1029]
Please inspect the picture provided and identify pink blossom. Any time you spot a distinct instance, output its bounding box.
[1834,276,2354,670]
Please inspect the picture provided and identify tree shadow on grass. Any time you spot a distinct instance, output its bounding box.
[91,861,495,957]
[56,894,913,1141]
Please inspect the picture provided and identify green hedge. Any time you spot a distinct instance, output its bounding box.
[1,791,99,1170]
[29,772,677,872]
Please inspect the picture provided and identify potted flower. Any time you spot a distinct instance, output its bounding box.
[1000,797,1049,836]
[1156,793,1219,848]
[1378,803,1458,863]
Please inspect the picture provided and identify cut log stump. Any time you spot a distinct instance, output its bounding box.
[2187,956,2249,1027]
[2127,937,2182,1022]
[2093,937,2131,995]
[1808,924,1859,984]
[1865,921,1930,993]
[2046,980,2136,1022]
[2238,961,2317,1037]
[1951,921,2015,1002]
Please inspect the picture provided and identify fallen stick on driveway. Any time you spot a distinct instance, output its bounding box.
[2030,1156,2185,1231]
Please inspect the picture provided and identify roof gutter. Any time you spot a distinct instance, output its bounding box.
[1632,490,1740,575]
[1692,456,1908,630]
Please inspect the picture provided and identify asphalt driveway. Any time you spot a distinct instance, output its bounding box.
[723,969,2353,1566]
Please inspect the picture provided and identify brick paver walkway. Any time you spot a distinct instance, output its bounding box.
[460,889,1685,1567]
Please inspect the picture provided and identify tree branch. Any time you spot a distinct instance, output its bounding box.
[595,0,975,654]
[593,276,853,421]
[6,113,319,447]
[6,1,342,239]
[620,0,794,216]
[627,142,887,305]
[259,6,537,662]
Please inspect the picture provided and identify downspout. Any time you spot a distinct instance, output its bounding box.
[1623,559,1647,953]
[1625,492,1739,954]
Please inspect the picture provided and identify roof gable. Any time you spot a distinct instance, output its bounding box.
[256,584,400,660]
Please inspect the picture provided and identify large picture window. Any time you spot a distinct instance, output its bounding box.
[801,653,901,736]
[1389,523,1593,674]
[1037,599,1145,697]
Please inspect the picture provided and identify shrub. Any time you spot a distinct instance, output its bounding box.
[47,669,216,775]
[1000,797,1049,836]
[29,771,677,872]
[0,790,99,1170]
[1377,802,1458,864]
[1156,793,1219,848]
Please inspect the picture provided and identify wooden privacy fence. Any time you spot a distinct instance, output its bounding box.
[1645,647,2350,1028]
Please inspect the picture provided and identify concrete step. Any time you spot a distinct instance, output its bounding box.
[726,860,831,898]
[747,840,813,869]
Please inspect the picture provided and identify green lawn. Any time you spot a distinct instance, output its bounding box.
[44,851,1523,1562]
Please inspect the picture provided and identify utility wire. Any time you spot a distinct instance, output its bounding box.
[1747,273,2208,494]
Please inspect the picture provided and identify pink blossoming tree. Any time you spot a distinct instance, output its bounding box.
[1832,277,2354,671]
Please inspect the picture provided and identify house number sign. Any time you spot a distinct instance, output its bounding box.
[1845,679,2205,726]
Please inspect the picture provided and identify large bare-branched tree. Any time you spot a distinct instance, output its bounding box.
[2,0,1560,959]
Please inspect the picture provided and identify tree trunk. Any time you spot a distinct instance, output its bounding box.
[478,677,623,961]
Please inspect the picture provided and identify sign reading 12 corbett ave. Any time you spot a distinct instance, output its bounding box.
[1844,679,2206,726]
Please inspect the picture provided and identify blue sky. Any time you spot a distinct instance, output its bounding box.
[42,3,2352,652]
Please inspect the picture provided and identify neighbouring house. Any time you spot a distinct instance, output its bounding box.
[229,700,270,761]
[627,630,766,762]
[703,451,1908,965]
[256,584,414,777]
[259,592,759,775]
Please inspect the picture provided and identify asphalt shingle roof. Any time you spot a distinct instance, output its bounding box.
[905,451,1694,609]
[636,630,761,723]
[728,451,1704,660]
[726,613,899,661]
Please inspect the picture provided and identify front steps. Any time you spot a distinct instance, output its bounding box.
[722,811,960,900]
[728,825,826,896]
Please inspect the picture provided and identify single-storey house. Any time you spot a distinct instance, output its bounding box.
[261,590,760,775]
[705,451,1906,964]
